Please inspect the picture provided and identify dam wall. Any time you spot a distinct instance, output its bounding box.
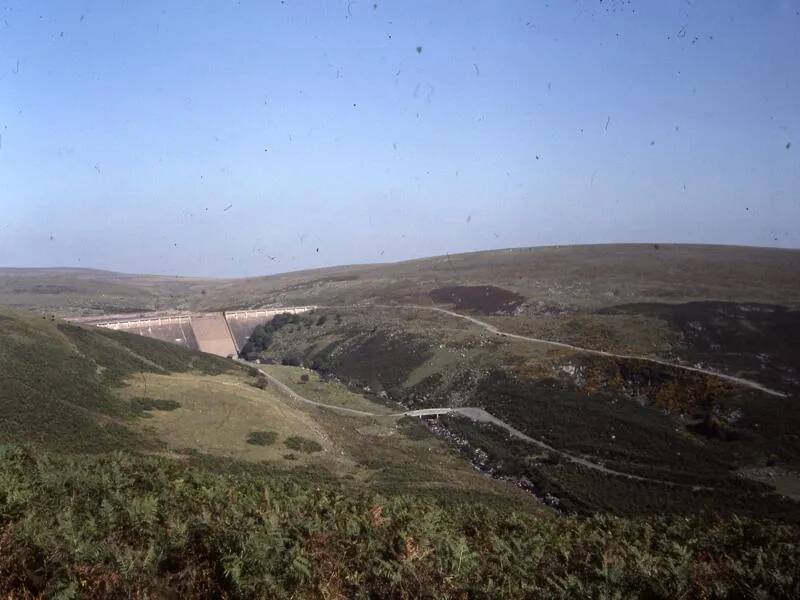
[74,306,317,358]
[92,314,199,351]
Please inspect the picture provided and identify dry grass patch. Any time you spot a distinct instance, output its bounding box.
[117,371,330,464]
[260,365,397,415]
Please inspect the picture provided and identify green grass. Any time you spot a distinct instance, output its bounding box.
[0,313,157,453]
[0,310,239,454]
[57,322,237,387]
[260,364,397,414]
[2,277,800,596]
[115,370,328,465]
[58,322,165,385]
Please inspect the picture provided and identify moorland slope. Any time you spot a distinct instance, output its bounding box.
[2,308,800,597]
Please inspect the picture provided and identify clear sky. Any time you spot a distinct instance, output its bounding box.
[1,1,798,277]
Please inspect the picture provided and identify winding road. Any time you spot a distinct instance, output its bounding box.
[240,301,788,490]
[247,363,710,488]
[362,304,788,398]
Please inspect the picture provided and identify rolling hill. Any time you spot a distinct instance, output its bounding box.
[2,307,799,597]
[4,244,800,317]
[2,244,800,596]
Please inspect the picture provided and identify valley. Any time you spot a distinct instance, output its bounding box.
[1,244,799,596]
[4,0,799,593]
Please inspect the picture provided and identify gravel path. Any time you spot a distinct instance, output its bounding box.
[248,363,710,488]
[364,304,788,398]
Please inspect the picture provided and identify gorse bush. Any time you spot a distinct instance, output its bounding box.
[0,446,798,599]
[250,375,269,390]
[240,313,301,357]
[246,431,277,446]
[129,397,181,415]
[284,436,322,454]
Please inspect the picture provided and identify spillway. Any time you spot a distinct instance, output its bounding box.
[189,313,238,358]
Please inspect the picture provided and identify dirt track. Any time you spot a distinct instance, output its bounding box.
[234,300,788,490]
[248,363,711,488]
[360,304,788,398]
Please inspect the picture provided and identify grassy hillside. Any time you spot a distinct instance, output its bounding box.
[247,306,800,520]
[0,308,513,503]
[0,307,237,453]
[192,244,800,311]
[0,267,217,316]
[1,309,800,596]
[4,244,800,317]
[3,244,800,595]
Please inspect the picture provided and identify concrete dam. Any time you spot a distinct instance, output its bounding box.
[73,307,316,357]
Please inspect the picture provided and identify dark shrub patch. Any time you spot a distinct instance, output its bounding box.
[250,376,269,390]
[430,285,524,314]
[284,436,322,453]
[243,313,303,355]
[398,417,433,441]
[129,397,180,415]
[246,431,277,446]
[307,331,430,393]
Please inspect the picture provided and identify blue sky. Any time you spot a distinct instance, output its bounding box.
[1,0,798,277]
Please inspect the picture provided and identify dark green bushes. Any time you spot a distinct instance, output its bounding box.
[437,415,800,521]
[249,375,269,390]
[240,313,303,357]
[129,397,181,415]
[284,436,322,453]
[281,355,301,366]
[246,431,277,446]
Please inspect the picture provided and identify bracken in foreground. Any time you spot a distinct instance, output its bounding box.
[0,446,798,599]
